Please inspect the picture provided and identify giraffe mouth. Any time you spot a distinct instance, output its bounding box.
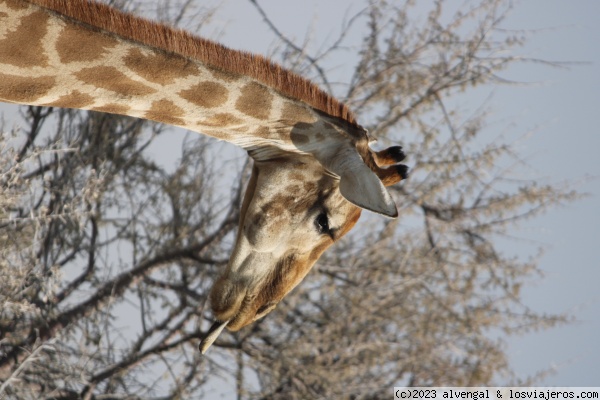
[199,319,230,354]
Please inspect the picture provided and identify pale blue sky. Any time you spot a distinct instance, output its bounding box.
[205,0,600,385]
[490,0,600,385]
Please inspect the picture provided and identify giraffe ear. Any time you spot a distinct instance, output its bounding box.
[319,145,398,217]
[339,166,398,218]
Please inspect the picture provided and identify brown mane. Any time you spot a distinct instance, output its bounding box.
[25,0,357,126]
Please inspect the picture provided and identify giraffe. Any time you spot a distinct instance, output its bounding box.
[0,0,408,353]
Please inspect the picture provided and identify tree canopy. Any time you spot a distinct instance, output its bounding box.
[0,0,576,398]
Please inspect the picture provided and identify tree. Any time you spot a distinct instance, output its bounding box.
[0,0,577,398]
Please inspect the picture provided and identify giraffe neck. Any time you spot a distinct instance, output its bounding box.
[0,0,361,154]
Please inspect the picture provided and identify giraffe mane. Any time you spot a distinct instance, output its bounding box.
[26,0,358,127]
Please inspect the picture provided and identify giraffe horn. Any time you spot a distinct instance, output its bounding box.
[199,319,229,354]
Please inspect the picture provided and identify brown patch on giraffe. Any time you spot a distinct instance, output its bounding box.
[286,172,318,194]
[4,0,29,10]
[199,112,243,127]
[0,73,55,103]
[303,181,318,194]
[55,23,118,64]
[251,199,286,227]
[74,66,156,97]
[253,126,270,138]
[285,184,302,195]
[280,191,314,215]
[0,9,49,67]
[46,90,94,109]
[235,82,273,120]
[289,172,305,182]
[144,99,185,126]
[179,81,228,108]
[0,11,8,19]
[92,103,131,115]
[123,48,201,86]
[281,102,317,124]
[208,66,240,83]
[276,127,291,141]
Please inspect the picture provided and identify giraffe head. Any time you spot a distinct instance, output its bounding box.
[201,121,408,353]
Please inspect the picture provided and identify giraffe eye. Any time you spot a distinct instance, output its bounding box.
[315,212,330,235]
